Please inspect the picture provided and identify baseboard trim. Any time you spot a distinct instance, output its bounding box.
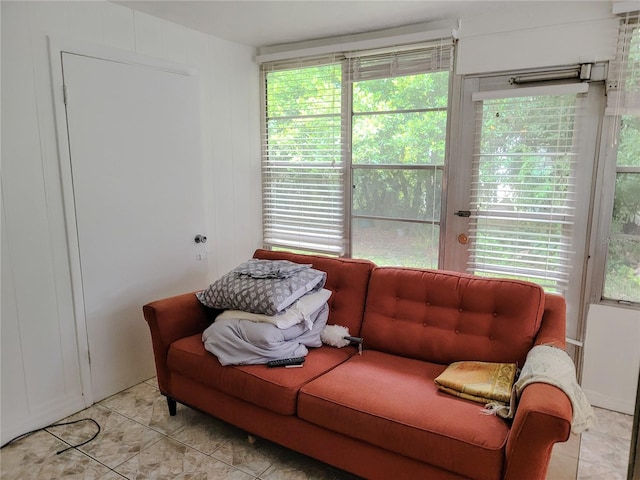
[584,389,635,415]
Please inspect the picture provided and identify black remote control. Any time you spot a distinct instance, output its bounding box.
[267,356,306,368]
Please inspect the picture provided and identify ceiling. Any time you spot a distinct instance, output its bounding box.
[112,1,513,48]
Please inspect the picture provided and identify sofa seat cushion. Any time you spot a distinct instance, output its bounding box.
[167,334,354,415]
[298,350,509,480]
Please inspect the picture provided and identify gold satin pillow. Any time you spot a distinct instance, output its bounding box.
[434,361,517,405]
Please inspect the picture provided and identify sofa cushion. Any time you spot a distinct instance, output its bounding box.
[360,267,545,366]
[253,249,375,336]
[298,351,509,480]
[167,334,355,415]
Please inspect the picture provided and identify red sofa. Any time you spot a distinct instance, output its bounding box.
[143,249,572,480]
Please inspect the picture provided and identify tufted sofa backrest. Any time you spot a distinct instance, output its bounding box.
[253,249,375,336]
[360,267,546,367]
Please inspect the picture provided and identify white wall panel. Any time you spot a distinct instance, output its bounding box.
[209,39,241,276]
[456,3,618,75]
[206,37,261,278]
[229,43,261,263]
[582,305,640,414]
[100,1,135,50]
[28,1,70,35]
[458,2,613,38]
[1,0,260,445]
[132,10,165,59]
[0,1,84,444]
[28,2,85,399]
[160,18,192,63]
[1,199,30,437]
[69,1,103,44]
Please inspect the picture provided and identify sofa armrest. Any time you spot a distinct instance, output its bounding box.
[535,294,567,348]
[502,293,572,479]
[503,382,572,479]
[142,292,217,394]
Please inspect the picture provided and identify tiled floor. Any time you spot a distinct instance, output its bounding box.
[1,377,633,480]
[547,406,633,480]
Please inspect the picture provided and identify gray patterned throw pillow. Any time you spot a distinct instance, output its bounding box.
[196,261,326,315]
[234,259,312,279]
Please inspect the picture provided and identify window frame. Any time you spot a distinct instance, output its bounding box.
[260,41,454,263]
[587,10,640,309]
[449,68,606,348]
[589,115,640,309]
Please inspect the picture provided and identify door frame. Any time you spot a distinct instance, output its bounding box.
[444,66,606,353]
[48,36,197,406]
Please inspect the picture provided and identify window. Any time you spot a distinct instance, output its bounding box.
[261,59,345,255]
[349,47,451,268]
[467,87,586,294]
[602,11,640,304]
[261,41,452,265]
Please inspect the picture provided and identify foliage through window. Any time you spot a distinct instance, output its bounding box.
[351,71,449,268]
[468,91,583,294]
[603,115,640,302]
[261,42,452,266]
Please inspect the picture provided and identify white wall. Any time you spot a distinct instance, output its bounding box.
[1,0,261,445]
[582,305,640,415]
[456,2,618,74]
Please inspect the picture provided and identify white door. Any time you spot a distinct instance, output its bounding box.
[446,76,603,346]
[62,52,209,402]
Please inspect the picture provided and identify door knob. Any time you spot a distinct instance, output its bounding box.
[194,234,207,244]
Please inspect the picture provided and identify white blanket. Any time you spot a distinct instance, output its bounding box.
[216,288,332,330]
[488,345,595,434]
[202,303,329,366]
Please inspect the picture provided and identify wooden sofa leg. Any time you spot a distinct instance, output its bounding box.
[166,396,177,416]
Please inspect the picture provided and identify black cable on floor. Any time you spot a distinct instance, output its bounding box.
[2,418,101,455]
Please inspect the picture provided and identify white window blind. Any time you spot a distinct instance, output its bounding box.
[468,91,584,294]
[346,40,453,82]
[606,10,640,116]
[261,58,345,254]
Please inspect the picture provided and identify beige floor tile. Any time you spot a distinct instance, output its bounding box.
[99,383,161,419]
[211,435,281,477]
[3,387,634,480]
[143,377,158,389]
[0,430,111,480]
[100,382,201,436]
[98,471,128,480]
[547,452,579,480]
[589,407,634,441]
[577,458,627,480]
[259,448,362,480]
[579,430,630,472]
[553,433,581,458]
[546,432,581,479]
[1,430,64,478]
[114,436,253,480]
[169,410,240,455]
[49,404,164,469]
